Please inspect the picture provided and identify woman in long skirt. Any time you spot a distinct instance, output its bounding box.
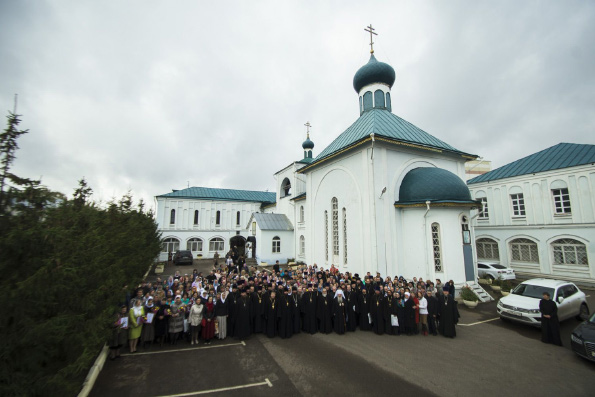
[169,295,185,345]
[215,292,229,340]
[129,299,144,353]
[141,297,156,347]
[201,296,216,344]
[189,298,204,345]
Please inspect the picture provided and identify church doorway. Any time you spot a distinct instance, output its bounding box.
[246,236,256,259]
[229,235,246,258]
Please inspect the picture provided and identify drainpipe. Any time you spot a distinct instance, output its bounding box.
[423,200,431,279]
[470,200,486,221]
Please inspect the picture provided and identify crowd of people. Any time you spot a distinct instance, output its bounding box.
[108,259,460,359]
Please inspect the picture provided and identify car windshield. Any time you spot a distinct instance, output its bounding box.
[512,284,555,299]
[492,265,507,270]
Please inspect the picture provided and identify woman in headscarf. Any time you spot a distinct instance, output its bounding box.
[215,291,229,340]
[201,296,216,344]
[168,295,185,345]
[109,305,128,359]
[189,296,204,345]
[128,299,144,353]
[141,297,156,347]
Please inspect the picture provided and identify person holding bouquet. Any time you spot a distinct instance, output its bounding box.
[109,305,128,359]
[128,299,144,353]
[141,297,156,348]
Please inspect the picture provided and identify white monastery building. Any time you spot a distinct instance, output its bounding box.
[468,143,595,284]
[155,35,484,286]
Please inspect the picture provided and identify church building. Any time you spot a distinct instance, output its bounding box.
[155,31,481,286]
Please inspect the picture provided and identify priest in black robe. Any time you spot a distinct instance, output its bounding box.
[426,290,439,336]
[227,285,238,337]
[332,290,347,334]
[370,287,385,335]
[357,287,371,331]
[251,286,266,334]
[234,289,252,340]
[403,292,416,335]
[290,287,302,334]
[344,286,357,332]
[384,290,397,335]
[317,289,333,334]
[264,291,277,338]
[437,287,457,338]
[301,285,318,334]
[539,292,562,346]
[277,288,293,339]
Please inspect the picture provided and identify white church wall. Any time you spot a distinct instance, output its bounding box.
[257,230,295,265]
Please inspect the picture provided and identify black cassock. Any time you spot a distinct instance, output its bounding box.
[539,299,562,346]
[277,294,293,339]
[384,296,397,335]
[290,294,302,334]
[427,296,439,336]
[227,293,238,337]
[264,296,277,338]
[332,297,347,334]
[345,291,357,332]
[235,295,252,340]
[438,294,457,338]
[370,294,385,335]
[317,294,333,334]
[251,292,266,333]
[301,291,318,334]
[403,298,416,335]
[357,292,371,331]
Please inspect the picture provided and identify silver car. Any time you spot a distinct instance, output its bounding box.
[477,262,516,280]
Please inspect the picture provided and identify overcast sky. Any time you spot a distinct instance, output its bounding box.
[1,0,594,209]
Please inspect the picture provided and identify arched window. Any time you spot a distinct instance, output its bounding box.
[272,236,281,253]
[374,89,385,108]
[193,210,199,225]
[332,198,339,256]
[300,206,304,223]
[187,238,203,252]
[343,208,347,265]
[300,235,305,256]
[162,237,180,253]
[169,209,176,225]
[236,211,241,226]
[431,223,442,272]
[281,178,291,197]
[363,91,373,111]
[209,237,224,252]
[476,238,499,260]
[509,238,539,263]
[216,210,221,226]
[552,239,588,265]
[325,210,329,262]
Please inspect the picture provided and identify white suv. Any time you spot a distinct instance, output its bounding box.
[497,278,589,327]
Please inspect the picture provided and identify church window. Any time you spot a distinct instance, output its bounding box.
[386,92,391,112]
[510,238,539,263]
[325,211,329,262]
[478,197,489,219]
[342,208,347,265]
[374,90,385,108]
[169,209,176,225]
[552,239,588,266]
[552,188,571,214]
[281,178,291,198]
[510,193,525,217]
[216,210,221,226]
[187,238,203,252]
[332,198,339,256]
[300,206,304,223]
[476,238,499,260]
[431,223,442,272]
[300,235,305,256]
[162,237,180,253]
[193,210,199,225]
[209,237,224,252]
[363,91,373,111]
[236,211,241,226]
[272,236,281,253]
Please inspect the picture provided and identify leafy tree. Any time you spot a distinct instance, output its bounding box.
[0,112,161,396]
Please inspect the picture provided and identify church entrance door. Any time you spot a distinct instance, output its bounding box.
[229,235,246,258]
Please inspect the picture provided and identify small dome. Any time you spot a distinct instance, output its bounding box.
[302,137,314,150]
[353,54,396,93]
[398,168,472,203]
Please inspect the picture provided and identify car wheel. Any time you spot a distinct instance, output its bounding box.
[486,274,494,280]
[576,303,590,321]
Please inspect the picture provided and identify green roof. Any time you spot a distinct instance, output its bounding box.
[310,108,474,167]
[468,143,595,184]
[396,167,476,205]
[158,187,276,204]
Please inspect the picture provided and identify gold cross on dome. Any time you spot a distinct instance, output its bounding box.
[364,24,378,54]
[304,121,311,138]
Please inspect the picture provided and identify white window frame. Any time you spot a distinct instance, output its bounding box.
[431,223,442,272]
[324,210,329,262]
[169,209,176,225]
[272,236,281,253]
[299,235,305,256]
[510,193,526,217]
[299,206,304,223]
[476,238,499,260]
[215,210,221,226]
[162,237,180,253]
[552,238,588,266]
[478,197,489,219]
[193,210,199,226]
[187,238,203,252]
[510,238,539,263]
[342,208,348,265]
[209,237,224,252]
[236,211,241,226]
[552,188,571,215]
[332,198,339,256]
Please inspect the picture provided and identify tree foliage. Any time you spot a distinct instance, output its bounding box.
[0,112,162,396]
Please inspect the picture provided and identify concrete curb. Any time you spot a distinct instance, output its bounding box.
[77,344,109,397]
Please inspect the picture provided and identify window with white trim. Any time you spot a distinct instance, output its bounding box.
[236,211,241,226]
[332,198,339,256]
[510,194,526,216]
[193,210,199,225]
[162,237,180,253]
[478,197,489,219]
[324,211,328,261]
[342,208,347,265]
[169,209,176,225]
[187,238,203,252]
[215,210,221,226]
[476,238,499,260]
[272,236,281,253]
[299,235,305,255]
[209,237,224,252]
[510,238,539,263]
[552,238,588,266]
[552,188,571,214]
[431,223,442,272]
[300,206,304,223]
